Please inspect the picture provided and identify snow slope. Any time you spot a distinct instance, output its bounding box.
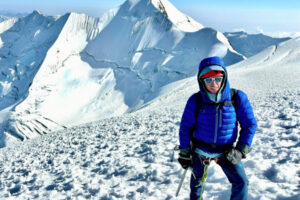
[224,31,291,58]
[2,0,244,141]
[0,37,299,199]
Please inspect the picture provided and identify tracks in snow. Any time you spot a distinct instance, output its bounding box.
[0,89,299,199]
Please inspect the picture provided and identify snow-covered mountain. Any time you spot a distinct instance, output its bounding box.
[0,11,69,109]
[0,36,299,199]
[224,31,291,58]
[1,0,244,141]
[0,15,9,23]
[0,10,27,18]
[0,11,28,23]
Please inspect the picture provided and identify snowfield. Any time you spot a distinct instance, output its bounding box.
[0,37,300,199]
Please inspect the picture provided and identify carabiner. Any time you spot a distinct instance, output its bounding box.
[202,158,211,166]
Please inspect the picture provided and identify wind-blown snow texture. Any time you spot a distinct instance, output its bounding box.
[0,0,244,141]
[224,31,291,58]
[0,37,299,200]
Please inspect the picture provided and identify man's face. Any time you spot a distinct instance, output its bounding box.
[203,76,223,94]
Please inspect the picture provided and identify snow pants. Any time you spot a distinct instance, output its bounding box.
[190,152,248,200]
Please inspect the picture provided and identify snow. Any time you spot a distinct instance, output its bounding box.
[0,12,68,110]
[0,35,299,199]
[229,37,300,94]
[0,15,10,23]
[39,56,126,125]
[151,0,204,32]
[0,17,19,34]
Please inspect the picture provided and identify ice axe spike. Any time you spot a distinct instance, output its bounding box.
[175,168,188,197]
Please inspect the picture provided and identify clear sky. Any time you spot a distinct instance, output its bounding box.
[0,0,299,37]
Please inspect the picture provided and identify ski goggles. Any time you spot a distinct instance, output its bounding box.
[202,76,223,84]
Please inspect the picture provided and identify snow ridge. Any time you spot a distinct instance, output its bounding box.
[224,31,291,58]
[151,0,203,32]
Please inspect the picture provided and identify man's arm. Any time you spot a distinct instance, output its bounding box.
[179,94,197,149]
[236,90,257,148]
[226,90,257,165]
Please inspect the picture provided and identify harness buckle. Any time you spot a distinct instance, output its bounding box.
[202,158,210,166]
[201,157,219,166]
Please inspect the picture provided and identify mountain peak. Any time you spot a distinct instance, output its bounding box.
[33,10,42,15]
[119,0,203,32]
[21,10,45,22]
[28,10,43,17]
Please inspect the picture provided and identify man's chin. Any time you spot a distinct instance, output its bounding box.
[208,89,218,94]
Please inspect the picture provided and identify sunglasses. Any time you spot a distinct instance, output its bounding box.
[203,76,223,84]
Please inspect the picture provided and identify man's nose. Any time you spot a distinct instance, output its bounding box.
[211,80,217,85]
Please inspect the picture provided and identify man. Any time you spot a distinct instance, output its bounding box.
[178,56,257,200]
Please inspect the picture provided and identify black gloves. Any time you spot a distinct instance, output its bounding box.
[226,142,251,165]
[178,147,192,169]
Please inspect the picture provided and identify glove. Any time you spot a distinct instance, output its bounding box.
[226,148,243,165]
[226,142,251,165]
[178,147,192,169]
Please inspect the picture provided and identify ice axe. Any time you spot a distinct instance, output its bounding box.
[175,168,188,197]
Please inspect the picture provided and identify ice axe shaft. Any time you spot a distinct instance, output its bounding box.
[175,168,188,197]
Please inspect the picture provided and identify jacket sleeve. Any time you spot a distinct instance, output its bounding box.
[236,90,257,147]
[179,94,197,149]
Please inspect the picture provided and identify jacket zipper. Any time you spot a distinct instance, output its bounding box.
[219,109,222,127]
[214,105,219,144]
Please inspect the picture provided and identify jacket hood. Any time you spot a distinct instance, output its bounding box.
[197,56,230,103]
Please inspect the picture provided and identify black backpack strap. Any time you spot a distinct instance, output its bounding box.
[194,92,203,123]
[230,88,238,111]
[190,92,203,150]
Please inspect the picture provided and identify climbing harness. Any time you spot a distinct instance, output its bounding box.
[193,156,219,200]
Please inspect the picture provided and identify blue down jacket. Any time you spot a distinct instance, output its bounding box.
[179,57,257,150]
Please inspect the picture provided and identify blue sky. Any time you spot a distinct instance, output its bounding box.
[0,0,299,37]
